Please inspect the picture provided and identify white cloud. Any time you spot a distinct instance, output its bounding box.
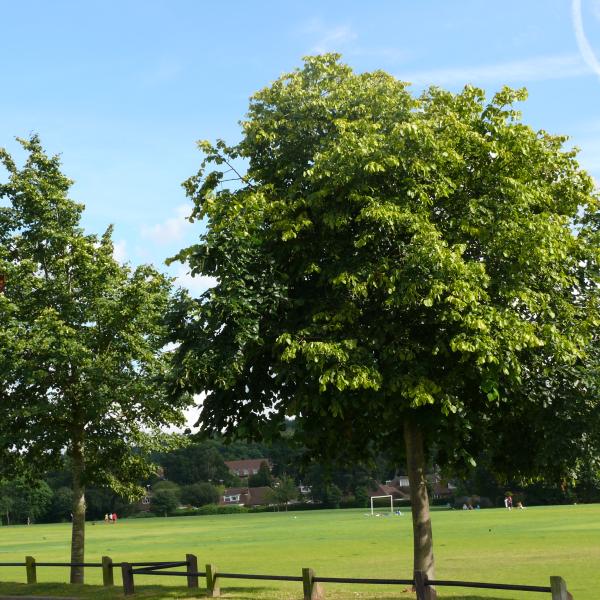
[572,0,600,81]
[113,239,127,263]
[301,20,358,54]
[300,20,408,63]
[312,25,357,53]
[141,204,194,245]
[173,263,217,296]
[402,54,589,88]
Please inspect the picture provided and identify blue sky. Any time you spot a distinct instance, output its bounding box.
[1,0,600,295]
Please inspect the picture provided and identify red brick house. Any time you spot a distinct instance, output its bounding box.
[220,486,271,507]
[367,482,410,502]
[224,459,271,478]
[375,474,456,500]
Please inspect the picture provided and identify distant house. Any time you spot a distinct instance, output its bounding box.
[224,459,271,478]
[394,476,410,488]
[220,486,271,507]
[368,481,410,502]
[382,473,456,500]
[427,474,456,499]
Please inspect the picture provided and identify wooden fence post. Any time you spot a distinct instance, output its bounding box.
[186,554,199,589]
[25,556,36,585]
[121,562,135,595]
[302,568,324,600]
[101,556,114,587]
[302,568,315,600]
[205,563,220,597]
[550,576,572,600]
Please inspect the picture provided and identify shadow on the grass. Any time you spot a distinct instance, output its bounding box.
[437,597,521,600]
[0,582,205,599]
[0,582,523,600]
[218,590,522,600]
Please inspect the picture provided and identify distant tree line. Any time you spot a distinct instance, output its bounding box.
[2,432,600,525]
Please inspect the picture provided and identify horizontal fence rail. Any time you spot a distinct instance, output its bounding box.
[314,576,414,584]
[0,557,572,600]
[35,562,103,567]
[133,562,188,572]
[219,573,304,582]
[429,578,552,593]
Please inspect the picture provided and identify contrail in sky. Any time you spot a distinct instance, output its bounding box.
[572,0,600,81]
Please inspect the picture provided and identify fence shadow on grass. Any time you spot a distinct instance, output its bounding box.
[0,581,523,600]
[439,597,524,600]
[218,594,526,600]
[0,581,540,600]
[0,582,204,600]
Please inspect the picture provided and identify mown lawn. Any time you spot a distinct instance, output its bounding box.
[0,504,597,599]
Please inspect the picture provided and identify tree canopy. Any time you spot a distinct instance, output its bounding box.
[175,55,599,583]
[0,136,191,581]
[156,440,233,485]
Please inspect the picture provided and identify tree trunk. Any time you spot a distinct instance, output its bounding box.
[70,438,86,584]
[404,418,436,598]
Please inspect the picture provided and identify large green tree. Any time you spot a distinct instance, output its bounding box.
[0,137,190,582]
[167,56,600,588]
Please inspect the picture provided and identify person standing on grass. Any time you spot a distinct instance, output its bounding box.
[112,512,117,523]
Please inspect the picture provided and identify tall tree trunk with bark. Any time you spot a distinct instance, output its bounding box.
[70,437,86,584]
[404,418,436,599]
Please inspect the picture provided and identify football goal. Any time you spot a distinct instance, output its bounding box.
[370,494,394,515]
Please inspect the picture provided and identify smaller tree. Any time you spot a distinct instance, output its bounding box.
[323,484,342,509]
[158,442,232,485]
[574,461,600,503]
[248,462,272,487]
[181,482,219,506]
[152,488,180,516]
[0,137,192,582]
[267,476,298,511]
[354,486,369,508]
[309,479,342,508]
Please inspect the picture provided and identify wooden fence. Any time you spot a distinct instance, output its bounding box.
[0,557,573,600]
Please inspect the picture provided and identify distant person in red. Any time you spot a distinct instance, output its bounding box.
[112,512,117,523]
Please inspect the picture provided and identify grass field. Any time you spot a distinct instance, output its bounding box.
[0,504,598,599]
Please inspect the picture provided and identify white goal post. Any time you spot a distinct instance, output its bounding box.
[370,494,394,515]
